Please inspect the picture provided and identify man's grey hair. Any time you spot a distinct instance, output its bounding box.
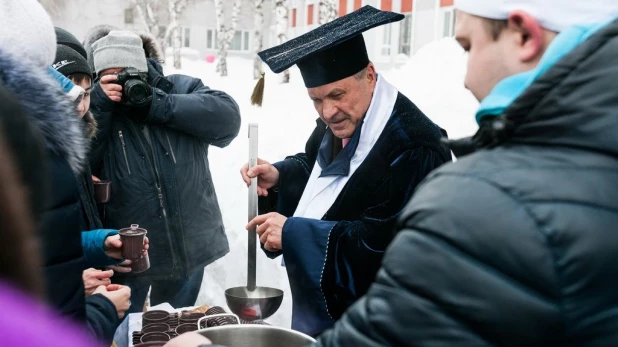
[354,67,368,80]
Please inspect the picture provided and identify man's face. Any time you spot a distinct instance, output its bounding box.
[455,12,513,101]
[308,64,377,139]
[455,11,555,102]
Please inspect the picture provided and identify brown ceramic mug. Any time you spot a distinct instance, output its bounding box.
[130,252,150,273]
[142,310,170,326]
[142,323,170,334]
[93,180,111,203]
[175,323,198,335]
[119,224,147,260]
[179,312,205,324]
[140,332,170,343]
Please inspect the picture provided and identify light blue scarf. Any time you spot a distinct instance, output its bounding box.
[476,17,616,124]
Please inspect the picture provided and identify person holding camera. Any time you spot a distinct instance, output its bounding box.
[88,30,241,314]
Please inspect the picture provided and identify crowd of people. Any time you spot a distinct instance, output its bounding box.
[0,0,617,346]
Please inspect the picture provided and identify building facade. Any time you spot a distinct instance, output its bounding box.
[44,0,454,69]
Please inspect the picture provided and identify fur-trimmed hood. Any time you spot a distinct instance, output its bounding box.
[82,110,97,139]
[83,25,165,73]
[0,49,86,174]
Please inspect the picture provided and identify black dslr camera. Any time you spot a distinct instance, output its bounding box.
[114,67,152,107]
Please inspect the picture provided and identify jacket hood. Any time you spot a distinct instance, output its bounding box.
[506,18,618,157]
[451,18,618,158]
[83,25,165,73]
[0,49,87,173]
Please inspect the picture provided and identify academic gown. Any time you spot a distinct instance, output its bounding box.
[259,90,452,337]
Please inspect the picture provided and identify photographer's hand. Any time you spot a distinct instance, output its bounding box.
[100,75,123,103]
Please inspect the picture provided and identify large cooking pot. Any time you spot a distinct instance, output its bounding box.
[196,315,315,347]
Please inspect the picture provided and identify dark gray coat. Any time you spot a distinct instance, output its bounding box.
[316,18,618,347]
[90,59,241,280]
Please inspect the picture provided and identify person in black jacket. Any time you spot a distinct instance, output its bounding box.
[87,29,241,313]
[0,1,124,343]
[314,1,618,346]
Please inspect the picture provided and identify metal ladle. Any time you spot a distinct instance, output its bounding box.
[224,123,284,322]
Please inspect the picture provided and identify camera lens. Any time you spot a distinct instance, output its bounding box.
[124,80,150,105]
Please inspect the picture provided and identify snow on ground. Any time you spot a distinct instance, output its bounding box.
[162,38,479,328]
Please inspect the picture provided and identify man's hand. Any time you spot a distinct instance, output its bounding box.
[247,212,287,252]
[240,158,280,196]
[104,234,149,260]
[94,284,131,319]
[108,259,133,273]
[164,331,212,346]
[100,75,122,103]
[82,268,114,296]
[92,175,101,183]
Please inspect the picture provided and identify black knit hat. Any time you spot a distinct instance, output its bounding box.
[52,45,93,80]
[55,27,88,59]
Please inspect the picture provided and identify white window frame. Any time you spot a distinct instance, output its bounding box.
[168,26,191,48]
[229,30,252,52]
[206,29,217,49]
[205,29,251,52]
[398,12,413,56]
[379,24,392,57]
[440,6,456,38]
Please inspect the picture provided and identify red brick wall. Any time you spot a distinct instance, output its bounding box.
[401,0,413,12]
[339,0,347,16]
[307,4,314,25]
[381,0,392,11]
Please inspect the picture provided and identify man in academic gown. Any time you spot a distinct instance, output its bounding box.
[240,5,452,337]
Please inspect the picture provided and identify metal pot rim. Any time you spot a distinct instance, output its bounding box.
[197,324,316,343]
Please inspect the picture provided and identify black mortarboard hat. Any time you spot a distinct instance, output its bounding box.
[258,5,404,88]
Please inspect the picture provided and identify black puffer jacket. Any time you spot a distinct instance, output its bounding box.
[0,50,118,343]
[316,18,618,347]
[89,55,241,280]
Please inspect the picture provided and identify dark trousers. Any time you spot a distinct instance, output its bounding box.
[118,268,205,314]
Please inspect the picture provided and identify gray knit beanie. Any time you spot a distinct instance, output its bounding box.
[92,31,148,74]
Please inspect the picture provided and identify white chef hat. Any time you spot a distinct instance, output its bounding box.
[454,0,618,32]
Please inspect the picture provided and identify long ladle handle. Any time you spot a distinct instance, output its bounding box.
[247,123,258,291]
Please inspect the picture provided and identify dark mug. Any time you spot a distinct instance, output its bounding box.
[119,224,147,260]
[93,180,111,203]
[140,332,170,343]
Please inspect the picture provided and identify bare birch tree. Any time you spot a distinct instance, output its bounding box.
[253,0,265,79]
[318,0,338,25]
[275,0,290,83]
[131,0,167,51]
[215,0,243,76]
[168,0,189,69]
[215,0,225,73]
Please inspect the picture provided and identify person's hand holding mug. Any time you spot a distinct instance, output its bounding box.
[94,284,131,319]
[82,268,114,296]
[104,234,149,260]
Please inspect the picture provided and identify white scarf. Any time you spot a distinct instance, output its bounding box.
[293,75,398,220]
